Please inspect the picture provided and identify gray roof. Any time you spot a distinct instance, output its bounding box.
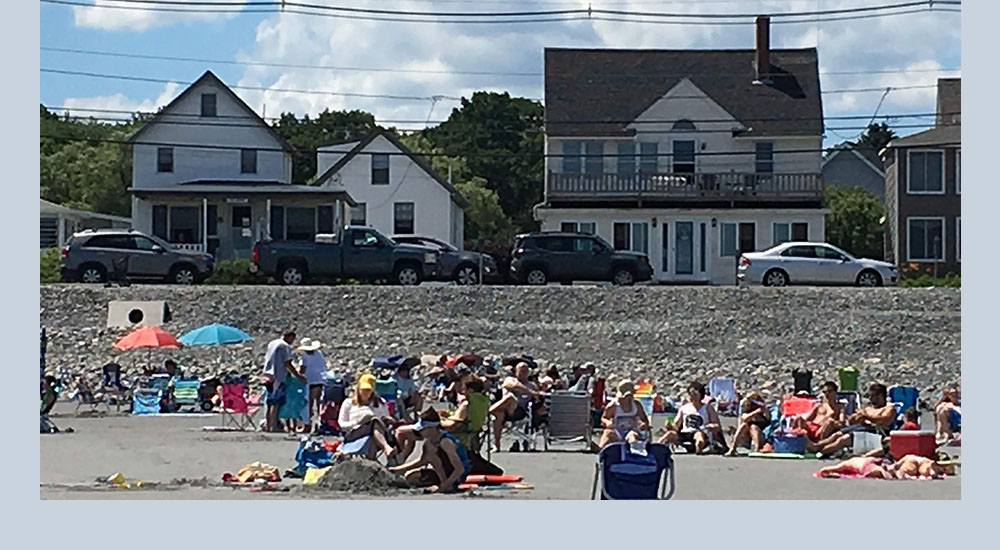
[544,47,822,137]
[129,180,356,206]
[822,144,884,176]
[936,78,961,126]
[886,124,961,149]
[313,128,469,209]
[126,71,294,153]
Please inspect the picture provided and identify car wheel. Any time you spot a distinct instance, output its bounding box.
[856,270,883,287]
[394,264,422,286]
[279,263,306,286]
[455,265,478,285]
[612,268,635,286]
[763,269,789,287]
[170,265,197,285]
[78,264,107,284]
[526,268,547,286]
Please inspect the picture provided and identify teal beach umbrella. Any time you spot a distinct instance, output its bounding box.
[178,323,253,347]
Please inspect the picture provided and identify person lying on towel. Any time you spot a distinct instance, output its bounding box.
[815,454,949,480]
[389,408,471,494]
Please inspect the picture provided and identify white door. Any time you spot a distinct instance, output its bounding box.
[660,219,704,282]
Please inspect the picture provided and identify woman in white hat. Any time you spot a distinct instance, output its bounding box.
[597,378,650,448]
[296,337,327,431]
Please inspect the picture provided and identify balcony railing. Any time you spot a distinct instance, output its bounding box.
[171,243,205,253]
[547,171,824,201]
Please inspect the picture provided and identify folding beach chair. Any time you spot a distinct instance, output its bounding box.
[72,377,107,413]
[888,386,920,430]
[708,378,738,416]
[375,378,400,419]
[541,390,592,452]
[101,363,128,411]
[779,395,816,432]
[171,379,202,412]
[132,388,162,415]
[214,383,261,430]
[452,390,491,456]
[591,377,607,429]
[591,442,675,500]
[837,391,860,417]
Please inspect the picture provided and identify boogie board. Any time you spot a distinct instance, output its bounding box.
[464,474,523,485]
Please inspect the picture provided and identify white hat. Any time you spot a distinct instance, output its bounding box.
[296,338,322,352]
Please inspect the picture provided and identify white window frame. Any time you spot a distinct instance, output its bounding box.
[612,220,649,254]
[906,149,945,195]
[955,149,960,195]
[560,221,597,235]
[956,216,960,262]
[772,221,810,247]
[720,220,758,257]
[669,137,698,173]
[905,216,946,262]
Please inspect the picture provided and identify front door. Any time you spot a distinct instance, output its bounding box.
[674,221,695,276]
[230,206,253,260]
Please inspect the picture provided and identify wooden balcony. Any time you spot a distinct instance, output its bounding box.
[546,171,824,202]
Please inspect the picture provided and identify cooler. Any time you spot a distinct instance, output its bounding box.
[889,430,937,458]
[838,367,859,392]
[773,433,806,454]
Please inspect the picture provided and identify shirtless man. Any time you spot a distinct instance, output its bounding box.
[791,381,846,452]
[812,383,896,457]
[489,362,543,452]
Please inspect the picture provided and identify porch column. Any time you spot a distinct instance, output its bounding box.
[57,216,65,247]
[266,198,272,239]
[202,198,208,253]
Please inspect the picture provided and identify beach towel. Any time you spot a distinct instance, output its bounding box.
[278,378,308,422]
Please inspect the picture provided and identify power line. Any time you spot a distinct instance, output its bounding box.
[40,46,962,79]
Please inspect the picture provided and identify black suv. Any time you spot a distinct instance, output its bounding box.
[509,232,653,286]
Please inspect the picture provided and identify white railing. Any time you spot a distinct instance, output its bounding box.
[171,243,205,252]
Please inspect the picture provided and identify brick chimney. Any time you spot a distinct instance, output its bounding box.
[754,15,771,83]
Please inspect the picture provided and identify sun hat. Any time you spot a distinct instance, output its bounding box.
[296,338,322,352]
[358,373,376,391]
[617,379,635,398]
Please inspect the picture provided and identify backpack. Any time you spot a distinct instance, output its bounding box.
[322,373,347,405]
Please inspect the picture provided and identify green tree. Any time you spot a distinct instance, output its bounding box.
[271,109,378,183]
[854,122,897,164]
[824,186,886,260]
[422,92,544,232]
[454,178,514,245]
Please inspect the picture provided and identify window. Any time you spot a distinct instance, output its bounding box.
[617,142,636,175]
[721,222,756,256]
[699,223,706,272]
[157,147,173,173]
[773,222,808,246]
[152,205,168,239]
[562,141,582,173]
[350,203,367,226]
[672,140,695,173]
[755,142,774,174]
[200,93,216,117]
[639,142,658,173]
[133,236,159,251]
[82,235,133,250]
[538,237,572,251]
[560,221,595,235]
[394,202,415,234]
[584,141,604,174]
[956,150,961,194]
[672,119,696,131]
[317,205,334,234]
[816,246,848,261]
[352,230,379,247]
[792,223,808,241]
[573,238,599,252]
[613,222,648,253]
[169,206,200,243]
[241,149,257,174]
[956,217,960,262]
[372,153,389,185]
[286,207,316,241]
[206,205,217,236]
[781,245,817,258]
[907,217,945,261]
[269,205,285,240]
[907,150,944,193]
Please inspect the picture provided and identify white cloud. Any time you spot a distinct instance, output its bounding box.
[73,0,245,32]
[60,82,181,116]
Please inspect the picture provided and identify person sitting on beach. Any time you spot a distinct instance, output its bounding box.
[393,362,423,422]
[338,373,397,461]
[901,407,920,431]
[790,381,845,451]
[811,383,896,457]
[396,377,489,462]
[815,454,948,480]
[659,381,725,454]
[934,385,961,443]
[489,361,544,452]
[389,408,471,493]
[539,366,567,392]
[597,379,650,448]
[439,367,472,406]
[160,359,183,379]
[725,391,771,456]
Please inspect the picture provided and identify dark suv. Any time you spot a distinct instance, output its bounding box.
[61,229,214,284]
[509,232,653,286]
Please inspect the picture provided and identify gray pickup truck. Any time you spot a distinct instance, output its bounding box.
[251,226,440,285]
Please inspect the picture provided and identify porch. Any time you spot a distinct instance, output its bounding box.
[546,171,824,202]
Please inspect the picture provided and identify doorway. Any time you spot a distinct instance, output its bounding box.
[230,206,253,260]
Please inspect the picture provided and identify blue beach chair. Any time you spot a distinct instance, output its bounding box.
[591,442,675,500]
[889,386,919,429]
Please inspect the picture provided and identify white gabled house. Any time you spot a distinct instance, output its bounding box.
[314,128,468,249]
[538,17,828,285]
[127,70,355,260]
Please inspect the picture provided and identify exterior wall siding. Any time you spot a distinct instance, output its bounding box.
[894,146,961,276]
[823,153,885,200]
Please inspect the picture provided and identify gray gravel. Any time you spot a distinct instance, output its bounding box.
[40,284,960,405]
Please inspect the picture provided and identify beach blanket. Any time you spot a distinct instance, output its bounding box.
[278,378,308,422]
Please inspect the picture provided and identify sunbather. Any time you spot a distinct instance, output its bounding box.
[811,383,896,457]
[934,385,961,443]
[659,381,726,454]
[338,373,397,461]
[489,361,543,452]
[790,381,845,451]
[725,391,770,456]
[393,362,422,422]
[389,408,471,493]
[815,454,947,479]
[539,366,567,392]
[597,379,650,448]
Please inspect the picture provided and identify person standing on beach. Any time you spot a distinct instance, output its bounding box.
[295,337,328,432]
[263,329,304,432]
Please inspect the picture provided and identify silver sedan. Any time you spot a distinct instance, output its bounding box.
[737,242,898,287]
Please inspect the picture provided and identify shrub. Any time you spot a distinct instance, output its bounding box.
[899,273,961,288]
[40,247,62,283]
[204,258,273,285]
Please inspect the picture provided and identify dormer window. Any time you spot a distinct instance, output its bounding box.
[672,119,696,131]
[201,93,217,117]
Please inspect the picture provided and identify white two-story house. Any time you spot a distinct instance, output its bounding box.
[538,18,828,284]
[128,70,355,260]
[314,128,468,249]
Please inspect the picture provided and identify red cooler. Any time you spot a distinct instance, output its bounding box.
[889,430,937,458]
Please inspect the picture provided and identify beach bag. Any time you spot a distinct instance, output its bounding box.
[792,368,812,394]
[322,374,347,405]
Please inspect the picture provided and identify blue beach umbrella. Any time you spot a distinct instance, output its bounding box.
[178,323,253,347]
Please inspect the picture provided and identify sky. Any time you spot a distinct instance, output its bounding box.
[40,1,961,146]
